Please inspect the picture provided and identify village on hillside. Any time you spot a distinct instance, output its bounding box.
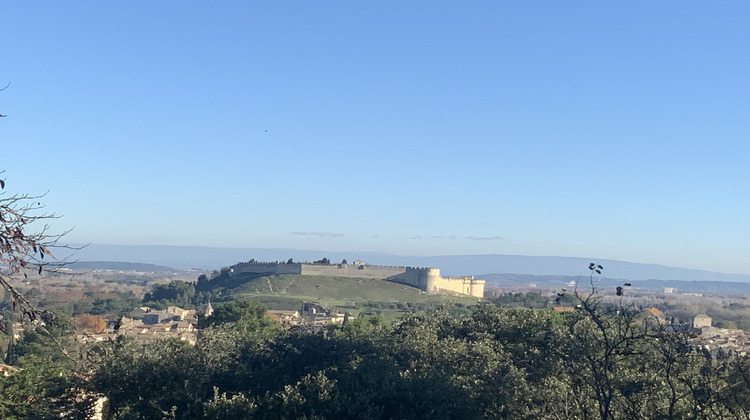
[7,302,349,346]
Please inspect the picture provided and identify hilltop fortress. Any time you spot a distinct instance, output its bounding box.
[230,261,485,298]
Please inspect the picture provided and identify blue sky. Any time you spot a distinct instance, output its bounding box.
[1,2,748,274]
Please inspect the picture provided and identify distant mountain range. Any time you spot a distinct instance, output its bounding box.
[64,243,750,283]
[479,273,750,295]
[64,261,176,272]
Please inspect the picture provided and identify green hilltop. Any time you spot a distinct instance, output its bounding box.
[202,271,481,319]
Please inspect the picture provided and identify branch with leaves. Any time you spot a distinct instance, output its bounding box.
[0,171,81,271]
[0,172,80,344]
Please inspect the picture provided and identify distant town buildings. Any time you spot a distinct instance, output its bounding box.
[300,302,347,326]
[693,313,712,329]
[266,310,301,324]
[31,299,352,347]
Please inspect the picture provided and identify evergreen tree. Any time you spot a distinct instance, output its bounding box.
[4,321,18,365]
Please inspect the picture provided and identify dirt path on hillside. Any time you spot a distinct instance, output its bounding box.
[265,277,276,294]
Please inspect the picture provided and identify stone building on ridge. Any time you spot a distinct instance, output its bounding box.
[230,261,485,298]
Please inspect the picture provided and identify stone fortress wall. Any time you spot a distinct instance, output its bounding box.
[231,261,485,298]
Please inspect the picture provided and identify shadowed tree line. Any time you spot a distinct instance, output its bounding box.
[3,283,750,418]
[74,297,750,419]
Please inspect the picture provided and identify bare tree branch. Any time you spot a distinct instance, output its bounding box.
[0,170,83,360]
[0,81,9,116]
[1,176,82,276]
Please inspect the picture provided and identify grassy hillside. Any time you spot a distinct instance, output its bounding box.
[213,272,481,319]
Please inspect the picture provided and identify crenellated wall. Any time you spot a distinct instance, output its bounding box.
[232,262,303,275]
[301,264,405,279]
[230,262,484,297]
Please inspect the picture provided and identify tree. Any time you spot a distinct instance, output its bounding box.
[197,300,280,335]
[0,171,82,369]
[83,290,750,419]
[333,313,387,341]
[539,263,741,420]
[0,171,75,327]
[13,312,77,365]
[0,172,71,275]
[0,354,92,419]
[73,314,107,334]
[89,337,201,419]
[142,280,196,309]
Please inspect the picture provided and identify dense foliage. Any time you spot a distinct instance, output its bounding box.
[77,301,750,419]
[196,300,281,334]
[4,294,750,419]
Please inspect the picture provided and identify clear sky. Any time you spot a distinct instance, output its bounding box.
[1,2,748,274]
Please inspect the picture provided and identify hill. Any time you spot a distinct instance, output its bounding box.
[202,272,480,318]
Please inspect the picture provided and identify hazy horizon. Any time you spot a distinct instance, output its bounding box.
[2,2,748,275]
[65,243,750,283]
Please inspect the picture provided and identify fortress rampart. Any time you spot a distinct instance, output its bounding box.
[232,262,303,275]
[230,261,484,298]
